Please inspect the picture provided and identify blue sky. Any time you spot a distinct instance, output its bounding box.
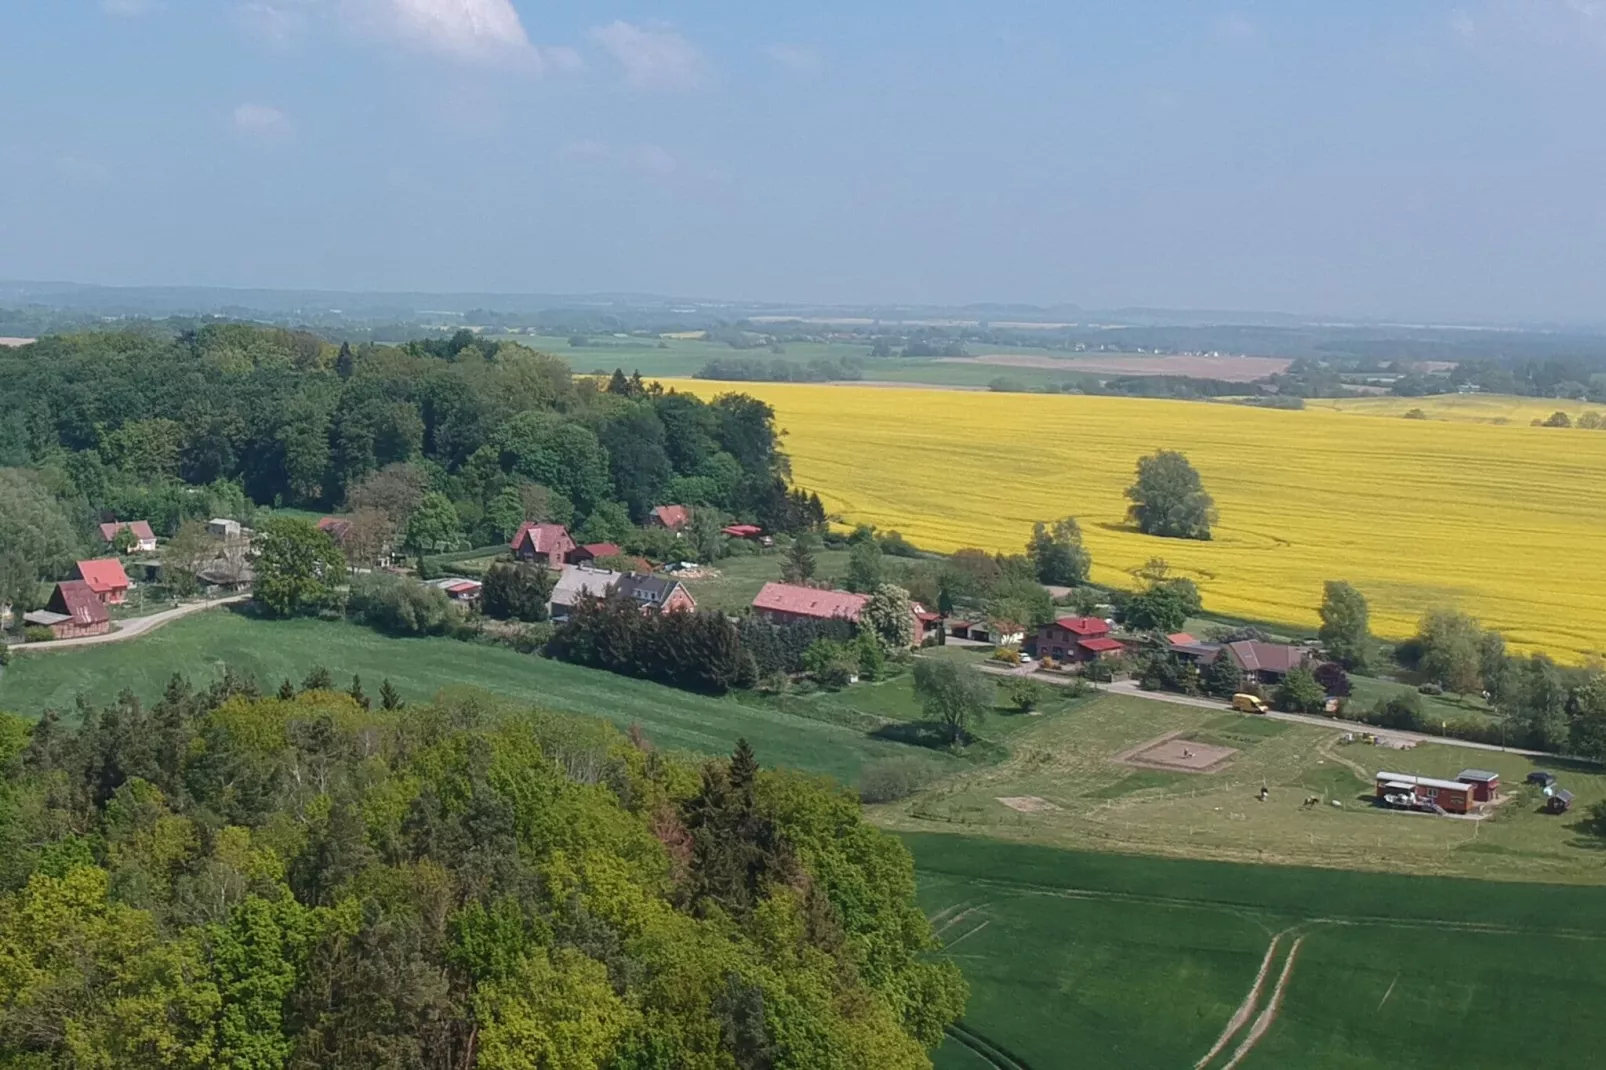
[3,1,1606,319]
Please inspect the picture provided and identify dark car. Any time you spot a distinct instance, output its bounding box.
[1526,771,1557,787]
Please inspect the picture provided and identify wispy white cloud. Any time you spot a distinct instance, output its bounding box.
[1215,13,1259,41]
[236,1,581,69]
[767,44,821,72]
[231,103,294,141]
[1453,1,1606,55]
[589,21,705,90]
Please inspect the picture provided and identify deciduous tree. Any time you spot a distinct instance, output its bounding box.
[1027,517,1092,586]
[1318,580,1371,669]
[1124,449,1216,540]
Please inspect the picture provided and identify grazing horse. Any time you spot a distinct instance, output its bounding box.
[1302,795,1321,809]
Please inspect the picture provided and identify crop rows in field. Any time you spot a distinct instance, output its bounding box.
[661,381,1606,658]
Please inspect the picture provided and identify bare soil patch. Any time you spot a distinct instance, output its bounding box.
[938,352,1292,382]
[1117,731,1239,773]
[996,795,1062,814]
[0,338,35,347]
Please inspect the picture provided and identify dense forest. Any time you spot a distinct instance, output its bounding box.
[0,677,964,1067]
[0,326,822,607]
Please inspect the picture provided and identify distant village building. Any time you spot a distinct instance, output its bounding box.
[72,558,131,605]
[428,577,483,603]
[1032,616,1126,662]
[510,523,576,568]
[549,565,621,621]
[1375,772,1475,815]
[208,518,242,539]
[648,505,691,532]
[24,580,111,639]
[613,572,696,614]
[567,542,621,566]
[750,582,931,645]
[316,516,354,544]
[1169,637,1312,685]
[99,520,157,553]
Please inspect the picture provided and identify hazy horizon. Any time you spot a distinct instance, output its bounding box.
[6,2,1606,322]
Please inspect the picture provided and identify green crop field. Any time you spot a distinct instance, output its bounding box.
[0,611,966,785]
[914,834,1606,1069]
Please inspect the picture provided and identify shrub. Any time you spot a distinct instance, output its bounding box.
[1313,661,1351,697]
[1274,667,1326,714]
[1403,408,1428,420]
[0,643,10,666]
[857,757,935,803]
[990,646,1021,665]
[347,573,454,636]
[1005,678,1047,713]
[878,530,922,558]
[1371,692,1424,730]
[1417,682,1444,696]
[24,626,54,643]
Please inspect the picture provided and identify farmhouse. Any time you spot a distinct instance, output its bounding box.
[99,520,157,552]
[1171,639,1310,684]
[23,580,110,640]
[510,522,576,568]
[1375,771,1477,815]
[613,573,696,614]
[752,582,867,626]
[1456,769,1501,802]
[72,558,130,605]
[549,565,621,621]
[649,505,691,532]
[567,542,621,566]
[1032,616,1126,662]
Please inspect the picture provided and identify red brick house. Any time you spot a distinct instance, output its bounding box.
[567,542,622,566]
[99,520,157,553]
[649,505,692,532]
[24,580,111,639]
[510,523,576,568]
[73,558,131,605]
[613,572,697,614]
[1032,616,1125,662]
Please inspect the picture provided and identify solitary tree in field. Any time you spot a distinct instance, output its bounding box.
[1124,450,1216,540]
[1318,581,1371,670]
[912,659,995,746]
[1027,517,1092,586]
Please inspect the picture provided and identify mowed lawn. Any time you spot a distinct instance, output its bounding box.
[0,611,959,784]
[876,690,1606,884]
[915,834,1606,1070]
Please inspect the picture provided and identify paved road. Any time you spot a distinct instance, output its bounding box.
[6,595,248,653]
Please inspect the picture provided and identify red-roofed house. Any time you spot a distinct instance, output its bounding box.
[1167,632,1198,647]
[98,521,157,553]
[752,582,869,625]
[751,583,931,647]
[24,580,111,639]
[73,558,131,605]
[1032,616,1124,662]
[316,516,354,544]
[649,505,692,532]
[722,524,763,539]
[510,523,576,568]
[567,542,622,566]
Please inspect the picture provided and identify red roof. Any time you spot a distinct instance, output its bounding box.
[722,524,763,537]
[1167,632,1198,646]
[511,522,573,554]
[652,505,691,530]
[99,520,155,543]
[1055,616,1109,637]
[1078,637,1125,653]
[578,542,621,559]
[74,558,129,593]
[51,580,109,625]
[751,582,869,622]
[317,516,353,540]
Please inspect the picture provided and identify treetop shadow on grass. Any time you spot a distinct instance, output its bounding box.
[870,720,1008,764]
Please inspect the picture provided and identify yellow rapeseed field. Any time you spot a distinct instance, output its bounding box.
[663,381,1606,658]
[1307,394,1606,426]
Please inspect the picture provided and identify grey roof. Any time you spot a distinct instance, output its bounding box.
[551,565,620,605]
[1553,789,1575,803]
[613,572,677,606]
[1457,769,1500,782]
[23,610,71,626]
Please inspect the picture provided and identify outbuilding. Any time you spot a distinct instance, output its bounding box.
[24,580,111,640]
[1375,771,1477,815]
[1456,769,1501,802]
[1546,789,1575,814]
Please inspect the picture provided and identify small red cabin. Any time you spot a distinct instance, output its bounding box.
[1456,769,1500,802]
[1376,772,1476,815]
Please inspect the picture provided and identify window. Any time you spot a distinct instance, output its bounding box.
[1426,787,1438,798]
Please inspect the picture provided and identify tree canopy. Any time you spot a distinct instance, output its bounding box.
[1124,450,1216,540]
[1026,517,1092,587]
[1318,581,1371,669]
[0,678,965,1068]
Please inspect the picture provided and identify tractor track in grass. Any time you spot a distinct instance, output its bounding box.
[1194,930,1291,1069]
[945,1022,1035,1070]
[1218,935,1305,1070]
[919,871,1606,942]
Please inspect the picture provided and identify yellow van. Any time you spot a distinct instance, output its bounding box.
[1232,693,1270,714]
